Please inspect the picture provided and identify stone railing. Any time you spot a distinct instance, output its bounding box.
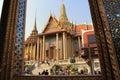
[14,75,103,80]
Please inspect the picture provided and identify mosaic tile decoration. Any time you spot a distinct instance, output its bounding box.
[14,0,26,75]
[102,0,120,68]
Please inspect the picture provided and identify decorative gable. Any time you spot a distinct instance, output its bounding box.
[42,16,61,33]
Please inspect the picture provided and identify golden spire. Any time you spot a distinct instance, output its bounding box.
[59,3,68,22]
[33,9,37,31]
[50,10,52,16]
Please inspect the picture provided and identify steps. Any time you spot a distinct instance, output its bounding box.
[32,58,87,75]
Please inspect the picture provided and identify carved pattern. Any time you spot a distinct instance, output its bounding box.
[13,0,26,75]
[102,0,120,68]
[89,0,120,80]
[99,0,120,79]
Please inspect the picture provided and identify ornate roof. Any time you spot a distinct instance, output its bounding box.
[24,3,94,45]
[24,16,38,44]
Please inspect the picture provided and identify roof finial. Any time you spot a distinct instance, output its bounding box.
[50,10,52,16]
[33,9,37,31]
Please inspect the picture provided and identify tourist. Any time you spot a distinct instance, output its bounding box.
[64,69,70,76]
[55,69,59,75]
[38,72,41,75]
[45,70,49,75]
[94,70,97,74]
[42,70,46,75]
[80,69,84,75]
[58,69,64,75]
[98,71,101,74]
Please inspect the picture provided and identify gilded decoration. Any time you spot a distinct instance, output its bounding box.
[89,0,120,80]
[14,0,27,75]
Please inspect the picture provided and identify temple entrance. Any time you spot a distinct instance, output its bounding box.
[45,46,55,60]
[49,47,55,59]
[46,50,49,58]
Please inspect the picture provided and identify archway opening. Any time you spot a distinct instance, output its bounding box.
[23,0,101,76]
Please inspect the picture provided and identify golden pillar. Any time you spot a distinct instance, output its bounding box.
[43,35,45,60]
[56,33,59,60]
[30,44,33,60]
[33,44,36,60]
[65,34,67,59]
[63,32,66,59]
[27,44,30,60]
[68,36,72,58]
[71,38,74,57]
[29,44,31,60]
[32,44,34,60]
[40,38,42,61]
[70,37,73,57]
[37,37,40,61]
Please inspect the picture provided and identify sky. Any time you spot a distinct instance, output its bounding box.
[0,0,92,39]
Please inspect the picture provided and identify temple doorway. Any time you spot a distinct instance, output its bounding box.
[49,47,55,60]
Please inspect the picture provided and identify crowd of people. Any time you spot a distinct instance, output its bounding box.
[38,69,49,75]
[94,70,101,75]
[55,68,70,75]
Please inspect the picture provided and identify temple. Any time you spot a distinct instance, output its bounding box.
[1,0,120,79]
[24,3,99,73]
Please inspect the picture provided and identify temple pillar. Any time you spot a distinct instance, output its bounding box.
[70,37,73,57]
[32,44,35,60]
[33,43,37,60]
[27,44,30,60]
[37,37,40,61]
[29,44,31,60]
[30,44,33,60]
[63,32,66,59]
[56,33,59,60]
[40,38,42,61]
[31,44,34,60]
[72,38,74,57]
[66,34,67,59]
[43,35,45,60]
[26,45,29,60]
[68,36,72,58]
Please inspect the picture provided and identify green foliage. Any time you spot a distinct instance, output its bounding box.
[83,67,88,74]
[71,67,78,74]
[24,64,31,69]
[51,64,60,70]
[66,64,72,69]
